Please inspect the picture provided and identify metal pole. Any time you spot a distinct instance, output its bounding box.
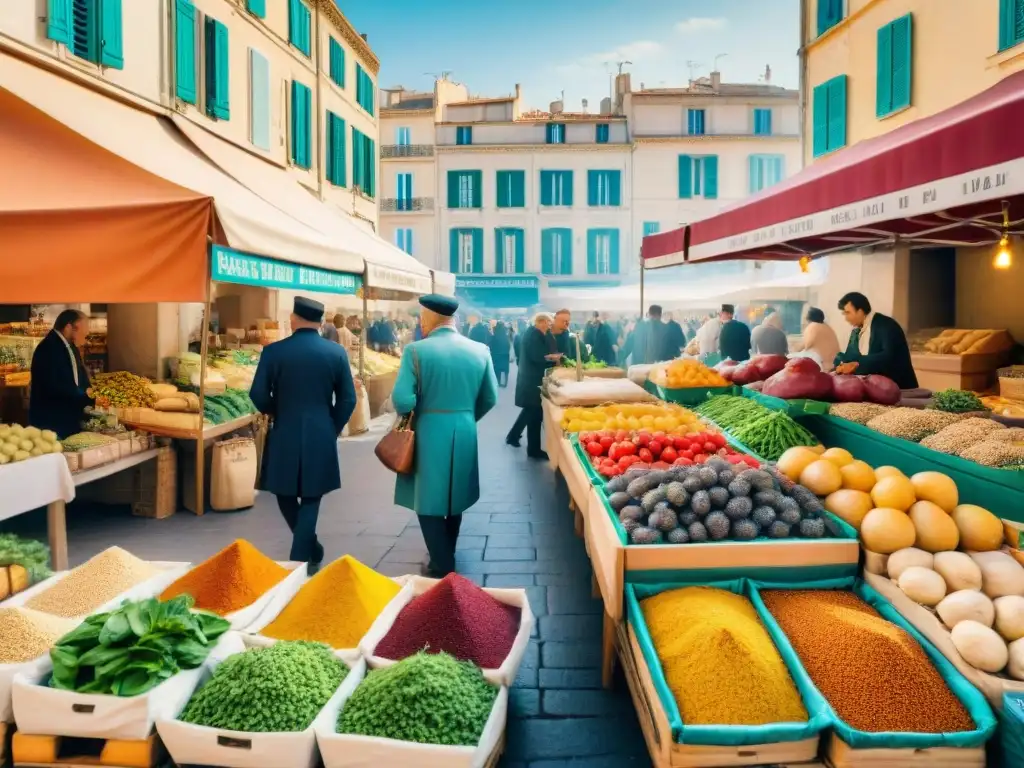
[196,265,213,517]
[359,269,367,380]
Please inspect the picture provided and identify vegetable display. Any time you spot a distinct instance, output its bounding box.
[0,423,63,464]
[652,359,728,389]
[561,359,608,370]
[932,389,987,414]
[716,354,787,385]
[560,402,704,434]
[695,395,818,461]
[62,432,118,452]
[202,388,258,425]
[0,532,51,585]
[49,595,230,696]
[91,371,158,408]
[580,429,759,478]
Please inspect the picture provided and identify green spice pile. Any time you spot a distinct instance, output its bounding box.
[931,388,987,414]
[338,652,497,746]
[179,642,346,732]
[0,607,78,664]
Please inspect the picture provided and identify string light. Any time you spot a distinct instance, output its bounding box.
[994,236,1012,270]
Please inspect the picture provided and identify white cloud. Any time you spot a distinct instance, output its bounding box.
[554,40,663,76]
[675,17,727,34]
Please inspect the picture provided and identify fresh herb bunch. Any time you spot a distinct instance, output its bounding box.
[49,595,230,697]
[179,641,346,732]
[931,388,987,414]
[0,533,51,583]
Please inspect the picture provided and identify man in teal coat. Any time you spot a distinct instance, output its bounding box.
[392,294,499,577]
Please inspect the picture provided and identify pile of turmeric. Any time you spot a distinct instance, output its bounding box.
[641,586,807,726]
[160,540,288,615]
[261,555,400,648]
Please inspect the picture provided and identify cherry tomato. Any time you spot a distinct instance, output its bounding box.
[618,456,634,470]
[618,441,637,456]
[586,441,604,456]
[649,440,663,456]
[672,436,688,451]
[680,449,694,461]
[605,465,623,476]
[703,441,718,453]
[635,432,651,447]
[638,448,653,463]
[661,446,678,463]
[615,430,629,443]
[599,436,614,450]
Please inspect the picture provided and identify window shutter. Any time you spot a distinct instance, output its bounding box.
[587,171,599,206]
[827,76,848,152]
[494,229,505,274]
[748,155,761,194]
[336,118,347,186]
[586,230,597,274]
[471,171,482,208]
[541,230,554,274]
[818,0,841,35]
[608,230,620,274]
[512,171,525,207]
[174,0,197,105]
[367,137,376,197]
[687,109,694,134]
[891,15,913,112]
[677,155,692,199]
[812,82,828,157]
[560,230,573,274]
[247,0,265,18]
[290,81,311,168]
[539,171,552,206]
[772,155,784,186]
[326,113,336,183]
[449,229,460,272]
[406,230,414,255]
[596,124,609,143]
[472,229,484,273]
[703,156,719,199]
[496,172,508,208]
[214,21,230,118]
[447,171,462,208]
[609,171,621,206]
[329,38,345,86]
[876,22,893,117]
[1000,0,1017,50]
[514,229,525,273]
[562,172,574,206]
[47,0,73,46]
[249,49,270,150]
[99,0,123,68]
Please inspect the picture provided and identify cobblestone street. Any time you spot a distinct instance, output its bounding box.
[4,366,650,767]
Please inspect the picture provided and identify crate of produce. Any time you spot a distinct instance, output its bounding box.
[998,366,1024,400]
[130,445,176,520]
[644,380,737,406]
[9,729,165,768]
[740,388,831,417]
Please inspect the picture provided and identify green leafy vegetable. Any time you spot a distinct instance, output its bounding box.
[0,533,51,583]
[931,388,987,414]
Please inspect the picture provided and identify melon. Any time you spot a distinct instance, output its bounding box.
[972,551,1024,599]
[952,504,1004,551]
[937,590,995,629]
[887,547,934,580]
[951,620,1009,673]
[821,447,854,467]
[909,500,960,553]
[898,566,947,606]
[777,446,820,481]
[994,596,1024,641]
[870,475,916,512]
[799,459,843,496]
[933,551,983,591]
[861,508,918,554]
[875,466,906,480]
[824,489,873,530]
[910,471,958,513]
[840,461,877,492]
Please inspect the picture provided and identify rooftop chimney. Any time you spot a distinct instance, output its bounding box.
[360,33,368,42]
[514,83,521,100]
[764,64,772,83]
[710,70,721,90]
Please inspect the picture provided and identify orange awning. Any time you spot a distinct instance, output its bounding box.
[0,85,214,303]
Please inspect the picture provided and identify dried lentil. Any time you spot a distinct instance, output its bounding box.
[919,418,1006,455]
[26,547,158,618]
[0,607,79,663]
[865,408,964,442]
[959,439,1024,468]
[160,539,288,615]
[261,555,400,648]
[761,589,975,733]
[988,427,1024,444]
[829,403,894,425]
[640,587,807,726]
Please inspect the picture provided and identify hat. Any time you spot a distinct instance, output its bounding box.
[721,304,735,314]
[293,296,325,323]
[419,294,459,317]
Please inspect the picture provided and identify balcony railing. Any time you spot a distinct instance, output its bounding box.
[380,197,435,213]
[381,144,435,158]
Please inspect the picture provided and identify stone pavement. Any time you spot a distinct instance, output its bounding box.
[2,367,651,767]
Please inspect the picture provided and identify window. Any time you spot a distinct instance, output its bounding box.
[587,170,622,207]
[496,170,526,208]
[748,154,785,193]
[753,108,772,135]
[447,171,482,208]
[326,111,346,186]
[290,80,312,168]
[48,0,123,68]
[396,172,413,209]
[395,127,411,146]
[288,0,311,56]
[541,229,572,275]
[246,0,265,18]
[351,128,376,197]
[877,15,913,118]
[677,155,719,199]
[174,0,197,104]
[356,64,375,115]
[817,0,844,36]
[540,170,573,206]
[249,49,270,150]
[449,228,483,273]
[328,37,345,87]
[642,222,660,237]
[587,229,620,275]
[595,123,610,143]
[1000,0,1024,50]
[812,75,848,157]
[687,109,706,135]
[546,123,566,144]
[495,228,525,274]
[456,126,473,145]
[204,17,229,120]
[395,228,413,255]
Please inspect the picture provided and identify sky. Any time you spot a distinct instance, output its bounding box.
[338,0,801,111]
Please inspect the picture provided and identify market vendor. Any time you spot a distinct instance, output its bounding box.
[548,309,587,361]
[29,309,97,439]
[834,291,919,389]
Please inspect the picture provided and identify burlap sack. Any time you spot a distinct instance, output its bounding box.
[210,437,257,511]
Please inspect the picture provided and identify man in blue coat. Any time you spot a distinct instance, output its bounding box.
[392,294,498,577]
[250,296,357,568]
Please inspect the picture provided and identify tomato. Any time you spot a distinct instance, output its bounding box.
[615,430,629,443]
[586,441,604,456]
[651,431,666,442]
[649,439,663,456]
[605,465,623,476]
[618,441,637,456]
[599,435,614,450]
[744,457,761,468]
[661,446,678,463]
[672,436,688,451]
[617,455,634,470]
[631,462,650,470]
[702,441,717,454]
[725,453,743,464]
[673,456,694,466]
[680,449,694,461]
[638,448,653,463]
[694,453,708,464]
[635,432,651,447]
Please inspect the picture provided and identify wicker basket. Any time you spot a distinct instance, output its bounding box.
[998,366,1024,400]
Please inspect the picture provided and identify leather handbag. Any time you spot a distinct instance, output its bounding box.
[374,350,418,474]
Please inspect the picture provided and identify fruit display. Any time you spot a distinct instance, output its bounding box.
[980,395,1024,419]
[561,359,608,370]
[695,395,819,461]
[580,429,760,478]
[560,402,704,434]
[650,359,728,389]
[91,371,158,408]
[363,348,401,377]
[0,423,64,464]
[208,349,261,389]
[932,389,987,414]
[923,328,1014,355]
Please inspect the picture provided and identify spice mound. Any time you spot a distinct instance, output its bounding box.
[373,574,521,670]
[26,546,159,618]
[338,651,497,746]
[179,641,347,733]
[262,555,400,648]
[0,607,79,663]
[762,589,975,733]
[641,587,807,726]
[160,539,288,615]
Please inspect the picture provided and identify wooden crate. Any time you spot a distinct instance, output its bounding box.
[911,352,1010,392]
[130,446,176,520]
[11,731,165,768]
[824,732,986,768]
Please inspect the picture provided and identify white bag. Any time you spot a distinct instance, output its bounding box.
[546,378,656,407]
[210,437,258,511]
[223,562,308,632]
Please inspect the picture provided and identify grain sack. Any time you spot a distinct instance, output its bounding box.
[210,437,257,511]
[343,384,371,437]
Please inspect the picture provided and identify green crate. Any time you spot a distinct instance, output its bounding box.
[644,381,738,406]
[741,388,831,417]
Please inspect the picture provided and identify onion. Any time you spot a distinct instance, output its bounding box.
[731,362,762,386]
[863,374,900,405]
[752,354,787,379]
[785,357,821,375]
[831,374,866,402]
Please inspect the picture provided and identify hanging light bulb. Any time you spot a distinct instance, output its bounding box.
[994,236,1012,270]
[798,256,811,273]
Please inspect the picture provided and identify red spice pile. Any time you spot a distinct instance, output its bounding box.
[374,573,521,669]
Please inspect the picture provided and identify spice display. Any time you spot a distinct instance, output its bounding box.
[959,439,1024,468]
[0,607,78,664]
[91,371,158,408]
[374,573,520,669]
[560,402,703,434]
[26,546,159,618]
[865,408,964,442]
[641,587,807,725]
[160,540,289,615]
[920,418,1005,455]
[0,423,63,464]
[49,595,230,696]
[931,389,987,414]
[761,589,975,733]
[261,556,400,648]
[179,642,347,732]
[828,402,894,424]
[338,652,497,746]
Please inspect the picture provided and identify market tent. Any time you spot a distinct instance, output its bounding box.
[431,270,457,297]
[0,87,213,303]
[644,69,1024,267]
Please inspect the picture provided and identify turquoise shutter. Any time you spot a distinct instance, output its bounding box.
[609,171,621,206]
[494,229,505,274]
[586,231,597,274]
[876,22,893,116]
[289,0,310,56]
[587,171,598,206]
[999,0,1021,50]
[449,229,460,272]
[827,76,848,152]
[326,113,335,182]
[817,0,841,35]
[249,49,270,150]
[472,229,484,273]
[329,38,345,86]
[328,114,346,185]
[541,230,554,274]
[687,110,695,134]
[247,0,266,18]
[205,19,229,120]
[560,230,573,274]
[562,172,574,206]
[471,171,482,208]
[609,230,620,274]
[771,155,784,186]
[99,0,123,68]
[812,82,828,156]
[368,137,376,196]
[350,127,362,187]
[703,156,719,199]
[291,82,310,167]
[496,172,509,208]
[891,15,913,112]
[677,155,692,199]
[447,172,459,208]
[47,0,73,46]
[515,229,525,273]
[748,155,761,194]
[174,0,196,105]
[512,171,525,206]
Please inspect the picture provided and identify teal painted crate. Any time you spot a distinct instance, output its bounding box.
[741,388,831,417]
[643,380,738,406]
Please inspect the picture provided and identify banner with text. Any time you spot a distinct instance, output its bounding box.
[211,246,361,295]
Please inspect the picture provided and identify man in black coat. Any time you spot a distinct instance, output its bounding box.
[250,296,358,568]
[622,304,672,365]
[718,304,752,362]
[835,292,919,389]
[29,309,96,439]
[587,313,617,366]
[664,312,686,359]
[507,313,558,459]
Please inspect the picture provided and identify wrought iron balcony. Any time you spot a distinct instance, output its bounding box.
[381,144,435,158]
[380,197,435,213]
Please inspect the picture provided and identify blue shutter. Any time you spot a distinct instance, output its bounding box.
[772,155,785,186]
[812,82,828,157]
[406,229,414,255]
[999,0,1023,50]
[587,171,599,206]
[687,109,694,134]
[562,171,574,206]
[289,0,310,56]
[247,0,265,18]
[540,171,552,206]
[515,229,525,274]
[496,171,509,208]
[596,124,609,143]
[818,0,842,35]
[99,0,123,68]
[609,171,621,206]
[541,230,554,274]
[560,230,573,274]
[447,171,459,208]
[586,230,597,274]
[471,171,482,208]
[249,49,270,150]
[494,229,505,274]
[472,229,484,273]
[368,137,376,197]
[47,0,73,46]
[890,15,913,112]
[511,171,525,207]
[749,155,762,194]
[327,113,346,186]
[329,38,345,86]
[174,0,197,105]
[608,230,620,274]
[291,81,311,168]
[677,155,692,199]
[703,156,719,199]
[642,222,660,237]
[876,22,893,117]
[827,76,848,152]
[205,19,229,120]
[449,229,460,272]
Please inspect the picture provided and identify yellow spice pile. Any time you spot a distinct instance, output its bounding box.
[0,606,79,663]
[26,546,158,618]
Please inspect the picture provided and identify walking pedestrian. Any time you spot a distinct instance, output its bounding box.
[393,294,499,577]
[490,320,512,387]
[250,296,357,570]
[507,312,558,460]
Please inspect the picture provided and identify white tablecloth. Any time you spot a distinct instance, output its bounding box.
[0,453,75,523]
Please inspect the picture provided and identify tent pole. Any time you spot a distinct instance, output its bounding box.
[359,270,367,380]
[196,268,213,517]
[639,249,645,316]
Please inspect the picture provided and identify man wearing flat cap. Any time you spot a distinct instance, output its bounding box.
[391,294,499,577]
[718,304,751,362]
[250,296,357,569]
